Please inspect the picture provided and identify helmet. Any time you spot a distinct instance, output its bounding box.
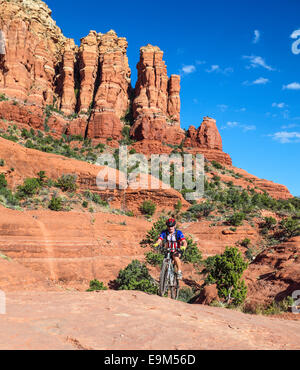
[166,218,176,227]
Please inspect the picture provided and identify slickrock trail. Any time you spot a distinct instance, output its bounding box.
[1,290,300,350]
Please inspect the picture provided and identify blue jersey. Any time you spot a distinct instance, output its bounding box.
[159,229,185,252]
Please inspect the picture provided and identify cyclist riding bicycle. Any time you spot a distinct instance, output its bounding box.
[153,218,187,280]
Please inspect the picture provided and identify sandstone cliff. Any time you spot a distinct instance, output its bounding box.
[130,44,182,143]
[0,0,293,199]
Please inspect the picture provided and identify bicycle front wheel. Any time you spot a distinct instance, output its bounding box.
[159,260,169,297]
[170,274,180,300]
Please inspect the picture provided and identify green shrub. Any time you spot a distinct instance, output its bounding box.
[204,246,248,307]
[188,201,215,218]
[262,216,277,230]
[211,161,224,170]
[0,159,4,167]
[259,296,295,315]
[140,216,168,247]
[0,174,19,208]
[174,200,183,214]
[240,238,251,248]
[182,235,202,265]
[55,174,77,192]
[0,173,7,189]
[227,212,246,226]
[278,217,300,240]
[17,178,40,198]
[86,279,108,291]
[82,200,88,208]
[95,143,105,150]
[145,251,164,266]
[83,190,108,207]
[0,93,8,101]
[48,195,63,211]
[115,260,158,294]
[178,287,195,303]
[140,200,156,216]
[37,171,47,186]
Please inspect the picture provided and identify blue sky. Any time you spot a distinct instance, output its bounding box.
[47,0,300,196]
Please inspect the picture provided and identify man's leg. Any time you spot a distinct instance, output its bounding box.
[172,253,182,279]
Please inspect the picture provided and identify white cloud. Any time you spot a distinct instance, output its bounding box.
[217,104,228,112]
[196,60,206,65]
[222,121,256,131]
[243,77,269,86]
[206,65,233,75]
[180,65,196,75]
[206,65,220,73]
[235,107,246,112]
[272,102,286,108]
[283,82,300,90]
[281,124,298,129]
[270,131,300,143]
[242,125,256,131]
[226,121,239,127]
[253,30,260,44]
[253,77,269,85]
[243,55,275,71]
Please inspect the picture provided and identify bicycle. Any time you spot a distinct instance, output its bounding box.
[158,247,182,300]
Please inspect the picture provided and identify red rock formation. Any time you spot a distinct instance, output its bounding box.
[0,0,66,106]
[87,30,131,140]
[77,30,99,113]
[87,110,122,140]
[94,31,131,118]
[185,117,223,150]
[244,236,300,309]
[167,75,181,123]
[65,117,88,138]
[59,39,77,115]
[0,100,67,136]
[183,117,232,165]
[2,290,300,350]
[131,45,182,142]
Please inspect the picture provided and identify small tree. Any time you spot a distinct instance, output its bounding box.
[0,173,7,189]
[55,174,77,192]
[262,216,277,230]
[140,216,167,247]
[240,238,251,248]
[86,279,108,291]
[115,260,158,294]
[37,171,47,186]
[48,195,63,211]
[140,200,156,216]
[227,212,246,227]
[17,178,41,198]
[279,217,300,240]
[205,246,248,306]
[188,201,215,218]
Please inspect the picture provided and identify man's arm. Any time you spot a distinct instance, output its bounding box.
[178,231,187,250]
[154,233,164,248]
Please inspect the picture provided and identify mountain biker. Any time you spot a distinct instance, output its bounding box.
[153,218,187,280]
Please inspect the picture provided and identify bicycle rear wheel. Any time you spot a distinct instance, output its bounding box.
[159,260,169,296]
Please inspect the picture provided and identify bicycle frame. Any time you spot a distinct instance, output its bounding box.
[164,250,176,286]
[159,247,179,299]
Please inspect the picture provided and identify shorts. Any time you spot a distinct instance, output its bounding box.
[171,250,183,259]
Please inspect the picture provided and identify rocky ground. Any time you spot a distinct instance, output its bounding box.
[1,290,300,350]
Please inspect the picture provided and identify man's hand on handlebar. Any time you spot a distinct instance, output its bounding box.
[153,241,161,249]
